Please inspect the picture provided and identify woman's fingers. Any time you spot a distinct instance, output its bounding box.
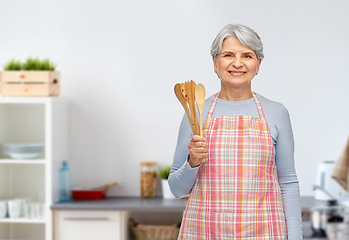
[188,135,207,150]
[188,135,208,167]
[191,135,206,143]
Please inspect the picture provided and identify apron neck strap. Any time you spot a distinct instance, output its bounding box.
[252,92,266,120]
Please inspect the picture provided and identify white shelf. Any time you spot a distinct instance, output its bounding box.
[0,218,46,224]
[0,159,46,164]
[0,99,68,240]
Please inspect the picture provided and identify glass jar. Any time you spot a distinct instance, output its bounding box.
[140,161,157,198]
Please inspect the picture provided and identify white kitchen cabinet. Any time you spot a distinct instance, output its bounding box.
[51,197,187,240]
[0,97,68,240]
[53,210,125,240]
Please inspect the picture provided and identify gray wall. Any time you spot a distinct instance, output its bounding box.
[1,0,348,196]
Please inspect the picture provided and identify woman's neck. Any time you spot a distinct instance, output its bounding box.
[219,84,253,101]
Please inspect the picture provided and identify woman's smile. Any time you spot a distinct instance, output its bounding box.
[228,71,246,76]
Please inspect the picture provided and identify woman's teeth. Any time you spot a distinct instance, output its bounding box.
[229,71,245,76]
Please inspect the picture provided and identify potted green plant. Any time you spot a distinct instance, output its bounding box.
[0,57,60,97]
[160,166,176,199]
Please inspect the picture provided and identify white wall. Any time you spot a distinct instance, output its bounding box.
[1,0,348,196]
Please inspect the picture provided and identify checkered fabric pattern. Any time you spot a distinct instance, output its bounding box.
[178,92,287,240]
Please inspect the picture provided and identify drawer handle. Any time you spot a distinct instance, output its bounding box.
[64,217,110,221]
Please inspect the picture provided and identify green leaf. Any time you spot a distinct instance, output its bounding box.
[4,59,21,70]
[4,57,58,71]
[159,166,172,179]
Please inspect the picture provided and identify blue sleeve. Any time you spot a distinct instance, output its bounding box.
[275,106,303,239]
[168,114,201,198]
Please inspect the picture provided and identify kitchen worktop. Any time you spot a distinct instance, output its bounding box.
[51,196,329,239]
[51,196,188,211]
[51,196,322,211]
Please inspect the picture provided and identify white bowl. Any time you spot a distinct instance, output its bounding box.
[2,143,44,160]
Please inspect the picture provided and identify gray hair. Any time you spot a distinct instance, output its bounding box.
[211,24,264,60]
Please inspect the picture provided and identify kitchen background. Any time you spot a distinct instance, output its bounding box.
[0,0,348,197]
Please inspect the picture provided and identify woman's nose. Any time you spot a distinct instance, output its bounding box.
[232,57,243,68]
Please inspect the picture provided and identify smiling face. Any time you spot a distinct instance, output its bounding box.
[213,37,261,100]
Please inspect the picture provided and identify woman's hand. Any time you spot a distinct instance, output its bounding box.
[188,133,208,168]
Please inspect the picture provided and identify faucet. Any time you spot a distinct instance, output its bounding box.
[313,184,338,206]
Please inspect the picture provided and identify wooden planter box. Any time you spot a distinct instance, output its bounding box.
[0,71,60,97]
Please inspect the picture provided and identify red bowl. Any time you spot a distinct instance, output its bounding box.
[72,190,107,200]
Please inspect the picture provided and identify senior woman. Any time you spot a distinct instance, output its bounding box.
[169,24,302,239]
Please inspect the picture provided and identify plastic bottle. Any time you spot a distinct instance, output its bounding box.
[59,161,71,201]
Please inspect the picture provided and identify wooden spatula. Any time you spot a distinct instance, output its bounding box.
[189,81,200,135]
[195,83,207,163]
[174,81,202,136]
[182,82,198,134]
[174,83,195,133]
[195,84,205,137]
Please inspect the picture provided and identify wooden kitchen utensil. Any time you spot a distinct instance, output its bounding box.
[174,83,195,133]
[181,81,198,134]
[174,80,204,137]
[182,81,200,135]
[189,81,200,135]
[185,81,195,134]
[93,182,118,191]
[195,84,205,137]
[195,83,207,163]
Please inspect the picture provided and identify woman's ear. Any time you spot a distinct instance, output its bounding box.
[256,59,262,74]
[212,56,217,73]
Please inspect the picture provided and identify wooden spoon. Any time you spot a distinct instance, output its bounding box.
[181,82,190,105]
[195,84,207,163]
[195,84,205,136]
[181,82,197,134]
[190,81,200,135]
[174,83,195,133]
[187,81,199,135]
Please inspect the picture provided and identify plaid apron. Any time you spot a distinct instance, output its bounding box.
[178,92,287,240]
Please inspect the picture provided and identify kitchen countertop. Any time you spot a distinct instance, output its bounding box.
[51,196,322,211]
[51,196,329,239]
[51,196,188,211]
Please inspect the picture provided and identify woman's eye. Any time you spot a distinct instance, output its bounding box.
[224,54,233,57]
[243,55,252,59]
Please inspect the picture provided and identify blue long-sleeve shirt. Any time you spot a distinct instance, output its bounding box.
[169,93,302,239]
